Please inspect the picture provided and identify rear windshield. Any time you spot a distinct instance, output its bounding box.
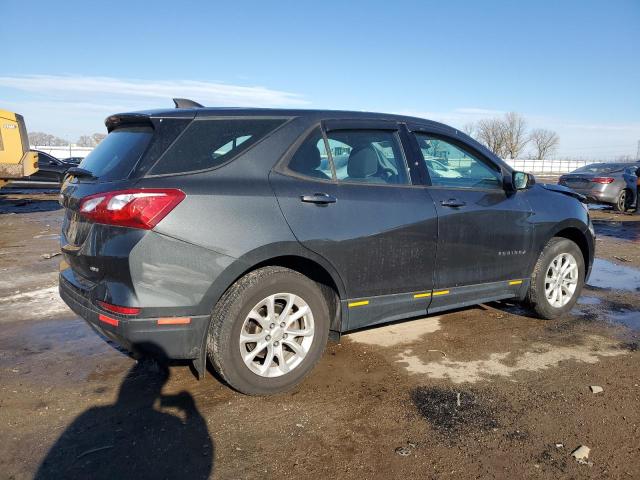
[573,163,627,174]
[79,126,153,181]
[149,118,286,175]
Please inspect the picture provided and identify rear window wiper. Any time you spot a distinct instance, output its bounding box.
[65,167,96,179]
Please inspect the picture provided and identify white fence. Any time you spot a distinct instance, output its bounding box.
[505,158,593,174]
[32,145,94,160]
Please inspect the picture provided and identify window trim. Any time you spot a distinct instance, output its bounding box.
[145,115,293,178]
[407,127,507,191]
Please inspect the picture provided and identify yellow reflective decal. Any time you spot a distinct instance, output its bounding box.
[348,300,369,308]
[433,290,449,296]
[509,280,523,286]
[413,292,431,299]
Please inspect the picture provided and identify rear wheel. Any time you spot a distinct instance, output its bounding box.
[207,266,329,395]
[526,237,585,319]
[614,189,629,212]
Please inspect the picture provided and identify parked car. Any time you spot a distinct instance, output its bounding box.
[24,151,70,183]
[60,156,84,166]
[59,104,594,395]
[559,163,639,212]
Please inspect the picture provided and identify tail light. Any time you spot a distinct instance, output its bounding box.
[78,189,185,230]
[97,301,140,315]
[591,177,614,184]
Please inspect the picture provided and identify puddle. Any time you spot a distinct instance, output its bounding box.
[593,220,640,242]
[577,296,602,305]
[587,258,640,291]
[607,310,640,330]
[396,335,626,383]
[348,317,441,347]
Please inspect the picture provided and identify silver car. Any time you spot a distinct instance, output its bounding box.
[559,162,639,212]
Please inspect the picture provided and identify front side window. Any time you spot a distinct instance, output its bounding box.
[150,118,286,175]
[414,133,502,189]
[326,130,408,185]
[287,127,333,180]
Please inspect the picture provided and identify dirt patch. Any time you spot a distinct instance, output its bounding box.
[410,386,501,438]
[348,317,441,347]
[396,335,626,383]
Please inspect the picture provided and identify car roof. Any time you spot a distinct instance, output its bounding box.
[106,107,459,133]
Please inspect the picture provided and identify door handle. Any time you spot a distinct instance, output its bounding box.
[440,198,466,208]
[300,193,337,204]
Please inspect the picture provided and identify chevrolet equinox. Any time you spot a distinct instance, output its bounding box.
[59,100,595,395]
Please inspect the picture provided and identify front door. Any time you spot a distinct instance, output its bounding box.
[408,129,533,312]
[271,122,438,330]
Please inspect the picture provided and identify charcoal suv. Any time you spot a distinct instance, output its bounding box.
[59,101,594,395]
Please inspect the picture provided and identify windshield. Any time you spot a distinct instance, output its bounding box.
[573,163,627,174]
[79,126,153,181]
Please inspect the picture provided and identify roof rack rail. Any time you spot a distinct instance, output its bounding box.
[173,98,204,109]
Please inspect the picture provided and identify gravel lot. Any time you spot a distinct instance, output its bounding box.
[0,188,638,479]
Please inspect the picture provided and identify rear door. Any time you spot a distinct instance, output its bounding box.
[406,125,533,312]
[271,120,438,330]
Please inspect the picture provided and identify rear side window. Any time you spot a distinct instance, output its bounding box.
[287,127,333,180]
[150,118,286,175]
[79,126,153,182]
[326,130,408,185]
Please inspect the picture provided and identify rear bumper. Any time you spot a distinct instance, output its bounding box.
[59,272,210,360]
[565,187,618,204]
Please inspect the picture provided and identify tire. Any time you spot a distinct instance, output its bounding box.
[207,266,329,395]
[614,189,629,212]
[526,237,585,319]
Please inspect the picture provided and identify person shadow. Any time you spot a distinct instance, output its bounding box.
[35,354,214,479]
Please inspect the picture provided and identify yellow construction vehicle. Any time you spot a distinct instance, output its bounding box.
[0,109,38,188]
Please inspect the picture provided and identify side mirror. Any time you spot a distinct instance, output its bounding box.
[512,171,534,190]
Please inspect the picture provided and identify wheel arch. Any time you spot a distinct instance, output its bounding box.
[192,244,346,378]
[546,222,594,279]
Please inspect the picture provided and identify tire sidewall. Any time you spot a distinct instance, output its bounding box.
[217,272,329,395]
[533,239,585,318]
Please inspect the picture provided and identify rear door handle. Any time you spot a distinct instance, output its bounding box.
[440,198,466,208]
[300,193,337,204]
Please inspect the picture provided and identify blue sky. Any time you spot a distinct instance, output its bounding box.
[1,0,638,159]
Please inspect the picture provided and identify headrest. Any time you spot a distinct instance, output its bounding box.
[347,146,378,178]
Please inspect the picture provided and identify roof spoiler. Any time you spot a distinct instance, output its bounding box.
[173,98,204,109]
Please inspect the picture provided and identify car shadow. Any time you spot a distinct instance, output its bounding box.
[35,355,214,480]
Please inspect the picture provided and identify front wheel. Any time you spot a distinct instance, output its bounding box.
[207,266,329,395]
[526,237,585,319]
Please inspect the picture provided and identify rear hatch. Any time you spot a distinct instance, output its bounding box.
[60,113,193,284]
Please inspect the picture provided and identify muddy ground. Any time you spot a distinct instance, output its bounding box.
[0,188,638,480]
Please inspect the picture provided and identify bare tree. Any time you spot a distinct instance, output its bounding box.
[476,118,507,157]
[529,128,559,159]
[91,133,106,145]
[28,131,68,146]
[462,122,477,138]
[502,112,528,159]
[76,135,94,147]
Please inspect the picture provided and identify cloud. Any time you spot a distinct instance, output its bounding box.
[0,74,309,107]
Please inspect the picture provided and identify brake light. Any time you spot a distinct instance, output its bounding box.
[97,301,141,315]
[591,177,615,184]
[78,189,185,229]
